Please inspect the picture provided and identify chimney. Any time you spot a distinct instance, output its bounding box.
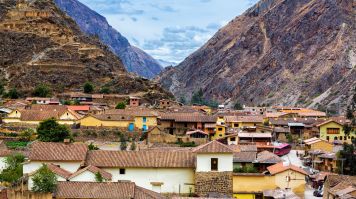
[63,139,70,144]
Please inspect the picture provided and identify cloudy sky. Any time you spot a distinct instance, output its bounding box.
[78,0,258,63]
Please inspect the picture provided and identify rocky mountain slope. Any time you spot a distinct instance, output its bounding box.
[54,0,163,79]
[157,0,355,112]
[0,0,171,100]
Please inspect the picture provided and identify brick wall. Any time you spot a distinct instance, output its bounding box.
[195,171,233,197]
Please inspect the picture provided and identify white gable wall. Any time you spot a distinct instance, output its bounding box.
[0,157,7,172]
[23,161,81,174]
[196,153,233,172]
[69,170,98,182]
[104,168,195,194]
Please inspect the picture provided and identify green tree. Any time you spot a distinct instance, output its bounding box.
[95,172,103,182]
[115,102,126,109]
[130,141,136,151]
[88,143,99,150]
[120,135,127,151]
[83,82,94,93]
[179,96,187,105]
[190,89,204,105]
[32,164,57,193]
[0,81,4,96]
[37,118,70,142]
[33,84,52,97]
[20,128,35,141]
[234,102,243,110]
[346,106,353,120]
[100,87,110,94]
[0,153,25,183]
[6,88,19,99]
[337,140,356,175]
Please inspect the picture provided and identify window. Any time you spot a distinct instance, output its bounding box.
[344,136,347,140]
[143,117,147,123]
[334,136,338,140]
[326,136,329,141]
[327,128,340,134]
[211,158,218,171]
[339,136,342,140]
[230,137,236,141]
[119,169,125,174]
[218,128,223,131]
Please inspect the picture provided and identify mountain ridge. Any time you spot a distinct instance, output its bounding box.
[157,0,355,112]
[54,0,163,79]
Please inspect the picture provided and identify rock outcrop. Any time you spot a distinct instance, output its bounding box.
[157,0,355,112]
[0,0,171,100]
[54,0,162,79]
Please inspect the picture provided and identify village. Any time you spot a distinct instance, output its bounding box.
[0,91,354,199]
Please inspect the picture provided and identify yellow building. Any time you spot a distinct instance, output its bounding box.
[3,106,80,125]
[233,162,307,198]
[317,120,354,144]
[99,108,158,131]
[212,124,226,140]
[304,137,334,152]
[79,114,134,129]
[225,116,264,128]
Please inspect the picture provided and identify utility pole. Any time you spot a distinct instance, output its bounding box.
[339,158,346,174]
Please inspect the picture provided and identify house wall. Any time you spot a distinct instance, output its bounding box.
[228,136,238,145]
[23,161,81,174]
[274,170,306,197]
[103,168,195,194]
[59,112,77,120]
[134,116,157,129]
[79,116,131,128]
[212,125,225,140]
[319,122,353,144]
[0,157,7,172]
[196,153,233,172]
[69,170,98,182]
[310,141,333,152]
[2,118,21,123]
[233,175,276,194]
[7,110,21,118]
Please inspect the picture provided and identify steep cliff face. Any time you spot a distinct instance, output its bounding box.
[0,0,171,100]
[54,0,163,79]
[158,0,355,111]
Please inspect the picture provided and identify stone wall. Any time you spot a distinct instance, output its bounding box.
[195,171,233,197]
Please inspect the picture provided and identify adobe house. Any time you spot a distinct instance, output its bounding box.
[129,96,140,107]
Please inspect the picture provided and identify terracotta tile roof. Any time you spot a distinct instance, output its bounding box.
[326,175,356,188]
[54,181,166,199]
[192,140,234,153]
[67,105,90,111]
[239,144,258,152]
[85,150,195,168]
[238,132,272,138]
[161,112,216,123]
[89,114,134,121]
[20,110,64,121]
[30,104,68,112]
[0,149,12,157]
[256,151,282,164]
[265,112,290,118]
[29,142,88,161]
[46,163,72,179]
[105,108,158,117]
[316,119,345,127]
[273,127,290,133]
[233,152,257,163]
[224,115,264,123]
[69,165,112,181]
[267,162,307,175]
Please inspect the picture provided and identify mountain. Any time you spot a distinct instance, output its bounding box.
[157,59,178,68]
[54,0,163,79]
[157,0,355,112]
[0,0,171,101]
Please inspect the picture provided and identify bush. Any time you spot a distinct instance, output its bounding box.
[95,172,103,182]
[88,143,99,150]
[32,164,57,193]
[83,82,94,93]
[120,135,127,151]
[0,153,25,183]
[5,141,28,149]
[234,102,243,110]
[115,102,126,109]
[177,141,196,147]
[20,128,35,141]
[33,84,52,97]
[37,118,70,142]
[6,88,20,99]
[100,87,110,94]
[130,141,136,151]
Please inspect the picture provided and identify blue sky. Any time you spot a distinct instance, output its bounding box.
[78,0,258,63]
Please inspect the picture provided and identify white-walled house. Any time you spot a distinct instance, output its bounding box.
[24,140,236,196]
[84,150,196,194]
[0,150,12,172]
[24,141,88,189]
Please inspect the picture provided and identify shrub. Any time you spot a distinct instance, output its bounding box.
[95,172,103,182]
[83,82,94,93]
[0,153,25,183]
[37,118,70,142]
[32,164,57,193]
[88,143,99,150]
[5,141,28,149]
[33,84,52,97]
[115,102,126,109]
